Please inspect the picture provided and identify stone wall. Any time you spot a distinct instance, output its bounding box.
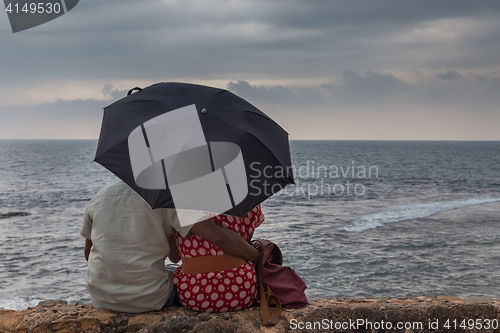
[0,296,498,333]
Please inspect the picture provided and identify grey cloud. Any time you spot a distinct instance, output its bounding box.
[336,70,412,100]
[101,84,128,102]
[101,84,115,97]
[437,70,463,80]
[226,69,500,113]
[2,71,499,139]
[5,98,105,119]
[473,71,500,86]
[227,81,324,105]
[227,70,414,106]
[335,69,500,109]
[0,96,106,139]
[0,83,120,123]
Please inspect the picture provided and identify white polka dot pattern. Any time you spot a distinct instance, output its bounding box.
[172,205,265,313]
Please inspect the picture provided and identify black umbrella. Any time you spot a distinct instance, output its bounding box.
[95,82,294,226]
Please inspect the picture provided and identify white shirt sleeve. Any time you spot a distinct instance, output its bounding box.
[80,199,95,239]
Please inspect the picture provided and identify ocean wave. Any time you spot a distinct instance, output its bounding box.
[0,296,85,310]
[0,296,43,310]
[340,197,500,232]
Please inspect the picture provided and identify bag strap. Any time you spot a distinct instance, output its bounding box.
[259,280,281,325]
[257,253,282,326]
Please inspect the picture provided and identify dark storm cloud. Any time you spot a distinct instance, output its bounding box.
[256,0,500,32]
[2,0,500,84]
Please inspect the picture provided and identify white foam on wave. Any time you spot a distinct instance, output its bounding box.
[0,297,43,310]
[341,197,500,232]
[0,296,86,310]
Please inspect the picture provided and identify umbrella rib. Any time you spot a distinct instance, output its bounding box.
[207,142,215,172]
[221,166,236,207]
[161,159,169,190]
[141,124,151,147]
[206,113,249,138]
[141,124,155,165]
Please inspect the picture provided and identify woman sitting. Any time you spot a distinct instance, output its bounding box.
[173,205,264,313]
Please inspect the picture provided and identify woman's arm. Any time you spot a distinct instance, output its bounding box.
[190,219,259,263]
[167,234,181,263]
[84,239,93,261]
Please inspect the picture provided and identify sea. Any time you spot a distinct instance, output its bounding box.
[0,140,499,310]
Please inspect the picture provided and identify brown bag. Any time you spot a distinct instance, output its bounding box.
[252,239,308,326]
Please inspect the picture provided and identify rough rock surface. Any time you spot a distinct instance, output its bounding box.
[1,296,499,332]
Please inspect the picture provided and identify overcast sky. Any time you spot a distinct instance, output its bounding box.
[1,0,499,140]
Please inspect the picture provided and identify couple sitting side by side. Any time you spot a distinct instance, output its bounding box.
[81,181,262,313]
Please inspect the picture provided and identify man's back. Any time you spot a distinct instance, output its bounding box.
[81,181,186,312]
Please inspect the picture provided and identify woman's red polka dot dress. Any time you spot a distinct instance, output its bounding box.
[173,205,265,313]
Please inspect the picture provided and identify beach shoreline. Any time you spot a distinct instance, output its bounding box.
[1,295,498,332]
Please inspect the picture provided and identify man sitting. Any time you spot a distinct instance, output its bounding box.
[81,180,258,313]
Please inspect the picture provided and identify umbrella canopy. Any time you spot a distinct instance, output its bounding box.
[95,82,294,226]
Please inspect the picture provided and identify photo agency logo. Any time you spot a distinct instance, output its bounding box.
[249,160,379,199]
[128,105,248,227]
[4,0,79,33]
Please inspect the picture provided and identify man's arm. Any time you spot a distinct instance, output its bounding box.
[190,219,258,263]
[167,234,181,263]
[84,239,93,261]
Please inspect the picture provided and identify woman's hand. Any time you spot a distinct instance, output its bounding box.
[250,239,269,256]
